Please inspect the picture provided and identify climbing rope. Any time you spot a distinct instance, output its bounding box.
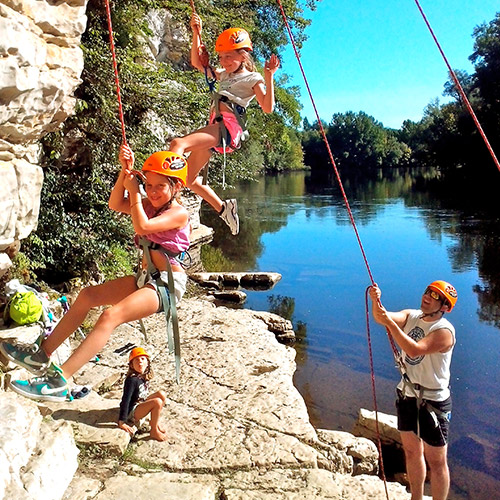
[413,0,500,173]
[104,0,127,145]
[189,0,217,91]
[274,1,390,496]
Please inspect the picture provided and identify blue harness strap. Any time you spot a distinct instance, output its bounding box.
[139,237,181,384]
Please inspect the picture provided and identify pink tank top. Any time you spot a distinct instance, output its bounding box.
[136,202,190,265]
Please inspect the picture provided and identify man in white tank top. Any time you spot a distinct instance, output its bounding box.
[369,280,458,500]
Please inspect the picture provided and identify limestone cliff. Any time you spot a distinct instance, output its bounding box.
[0,0,89,274]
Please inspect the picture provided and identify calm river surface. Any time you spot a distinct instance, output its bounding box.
[201,170,500,500]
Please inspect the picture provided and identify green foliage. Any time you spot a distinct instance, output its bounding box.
[301,111,411,175]
[99,244,136,281]
[201,245,236,272]
[8,252,34,284]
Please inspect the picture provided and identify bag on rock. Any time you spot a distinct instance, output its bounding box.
[3,292,43,325]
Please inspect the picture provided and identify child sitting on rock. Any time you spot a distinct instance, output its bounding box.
[118,347,168,441]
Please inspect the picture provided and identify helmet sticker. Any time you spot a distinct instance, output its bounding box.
[162,157,185,171]
[230,31,247,45]
[445,285,457,298]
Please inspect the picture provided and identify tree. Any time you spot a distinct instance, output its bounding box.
[301,112,410,175]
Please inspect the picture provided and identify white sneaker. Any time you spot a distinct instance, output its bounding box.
[220,199,239,235]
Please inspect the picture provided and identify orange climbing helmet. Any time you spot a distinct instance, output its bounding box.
[129,347,150,363]
[427,280,458,312]
[215,28,253,52]
[142,151,188,186]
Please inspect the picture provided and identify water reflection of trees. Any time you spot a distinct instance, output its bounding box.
[201,172,308,270]
[402,181,500,329]
[268,294,309,366]
[315,167,500,328]
[354,172,500,327]
[268,294,307,341]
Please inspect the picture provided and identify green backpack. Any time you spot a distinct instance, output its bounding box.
[3,292,43,326]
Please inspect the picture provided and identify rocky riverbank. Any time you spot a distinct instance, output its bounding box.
[1,297,416,499]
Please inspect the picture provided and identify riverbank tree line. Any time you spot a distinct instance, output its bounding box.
[301,12,500,184]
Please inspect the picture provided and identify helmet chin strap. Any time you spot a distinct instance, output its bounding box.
[421,308,444,319]
[421,301,448,318]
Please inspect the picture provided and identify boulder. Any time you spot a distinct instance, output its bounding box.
[189,272,282,290]
[353,408,402,448]
[0,392,79,500]
[210,290,247,304]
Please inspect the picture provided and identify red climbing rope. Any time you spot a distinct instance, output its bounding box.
[104,0,127,145]
[274,1,389,496]
[413,0,500,174]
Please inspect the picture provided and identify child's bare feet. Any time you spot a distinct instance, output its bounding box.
[150,429,168,441]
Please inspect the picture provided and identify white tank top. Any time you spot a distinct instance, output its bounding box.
[397,309,455,401]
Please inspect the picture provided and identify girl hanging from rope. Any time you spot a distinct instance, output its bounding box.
[1,144,190,402]
[169,13,280,235]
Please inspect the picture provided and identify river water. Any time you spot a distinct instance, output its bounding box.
[200,169,500,499]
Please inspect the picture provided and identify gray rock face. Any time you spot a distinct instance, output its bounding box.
[1,299,416,499]
[0,0,88,267]
[0,392,78,500]
[144,9,190,67]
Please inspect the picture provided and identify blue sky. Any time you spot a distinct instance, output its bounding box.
[280,0,499,129]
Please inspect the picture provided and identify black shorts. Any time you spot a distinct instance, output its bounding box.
[396,391,452,447]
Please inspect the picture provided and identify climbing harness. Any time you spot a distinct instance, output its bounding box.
[398,380,450,439]
[210,93,250,187]
[137,237,185,384]
[412,0,500,173]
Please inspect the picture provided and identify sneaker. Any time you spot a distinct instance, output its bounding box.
[0,334,50,376]
[220,199,239,235]
[10,363,69,403]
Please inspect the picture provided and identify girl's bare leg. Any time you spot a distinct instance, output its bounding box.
[148,390,167,432]
[60,286,160,379]
[170,125,225,212]
[42,276,138,356]
[134,394,167,441]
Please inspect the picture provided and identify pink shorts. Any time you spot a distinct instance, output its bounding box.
[209,111,244,154]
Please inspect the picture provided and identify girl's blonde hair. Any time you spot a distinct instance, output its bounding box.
[237,49,257,72]
[127,357,154,381]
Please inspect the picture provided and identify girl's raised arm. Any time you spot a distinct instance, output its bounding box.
[109,144,135,214]
[254,54,280,114]
[190,14,211,74]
